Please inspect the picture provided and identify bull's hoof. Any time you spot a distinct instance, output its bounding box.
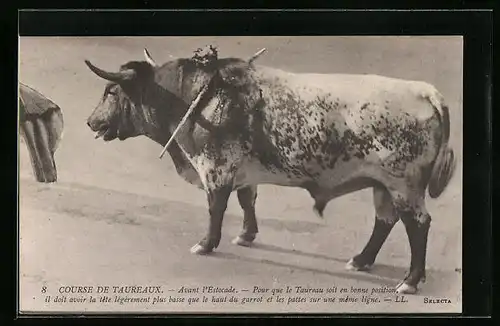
[190,243,214,255]
[231,235,254,247]
[345,258,373,271]
[395,281,418,294]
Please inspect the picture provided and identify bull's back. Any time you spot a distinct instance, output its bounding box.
[254,66,438,118]
[246,66,442,186]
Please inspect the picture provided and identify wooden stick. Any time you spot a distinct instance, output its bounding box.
[159,85,209,159]
[248,48,267,63]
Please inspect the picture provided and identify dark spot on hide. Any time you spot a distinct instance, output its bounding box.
[210,170,218,183]
[339,129,377,161]
[369,112,428,164]
[249,92,347,174]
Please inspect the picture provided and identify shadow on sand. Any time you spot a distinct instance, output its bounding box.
[209,242,460,296]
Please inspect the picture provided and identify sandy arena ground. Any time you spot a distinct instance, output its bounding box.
[18,36,463,314]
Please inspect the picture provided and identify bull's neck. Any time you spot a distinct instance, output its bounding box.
[140,111,195,179]
[129,83,191,170]
[140,82,188,138]
[162,139,193,175]
[144,109,200,186]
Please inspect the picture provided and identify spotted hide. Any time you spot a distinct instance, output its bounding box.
[19,83,64,183]
[84,48,456,295]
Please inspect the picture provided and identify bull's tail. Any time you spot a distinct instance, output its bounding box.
[426,92,457,198]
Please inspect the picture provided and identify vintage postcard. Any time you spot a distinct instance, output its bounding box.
[18,36,463,314]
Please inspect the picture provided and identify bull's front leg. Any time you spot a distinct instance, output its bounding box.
[232,185,259,247]
[190,184,232,255]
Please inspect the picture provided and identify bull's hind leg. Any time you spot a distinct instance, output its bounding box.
[232,186,259,247]
[190,185,232,255]
[390,190,431,294]
[346,185,398,271]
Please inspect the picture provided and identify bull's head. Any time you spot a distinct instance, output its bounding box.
[85,58,159,141]
[84,49,216,144]
[85,46,266,146]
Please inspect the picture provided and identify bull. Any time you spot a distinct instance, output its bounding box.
[84,47,456,294]
[19,83,64,183]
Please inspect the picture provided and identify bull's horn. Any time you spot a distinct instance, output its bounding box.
[248,48,266,63]
[84,60,136,82]
[143,48,158,67]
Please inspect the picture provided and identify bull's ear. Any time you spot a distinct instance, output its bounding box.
[84,60,137,83]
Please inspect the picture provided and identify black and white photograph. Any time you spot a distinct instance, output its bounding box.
[19,34,463,314]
